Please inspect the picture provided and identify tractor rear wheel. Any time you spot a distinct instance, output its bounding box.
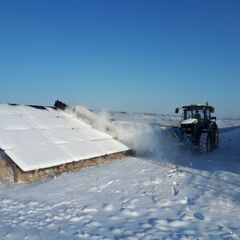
[206,134,212,153]
[213,129,219,149]
[209,122,219,150]
[200,133,213,153]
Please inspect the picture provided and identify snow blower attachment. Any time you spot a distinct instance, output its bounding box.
[166,103,219,153]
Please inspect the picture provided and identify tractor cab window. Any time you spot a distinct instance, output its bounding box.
[182,109,206,121]
[194,110,201,120]
[183,110,189,120]
[183,110,192,120]
[204,109,211,121]
[194,110,206,120]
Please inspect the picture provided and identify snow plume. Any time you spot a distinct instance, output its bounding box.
[65,105,117,136]
[152,127,181,162]
[65,105,179,159]
[112,123,183,161]
[112,122,159,155]
[64,105,161,155]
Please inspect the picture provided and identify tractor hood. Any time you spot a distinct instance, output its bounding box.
[181,118,198,125]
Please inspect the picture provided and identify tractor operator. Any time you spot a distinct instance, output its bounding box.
[194,110,201,120]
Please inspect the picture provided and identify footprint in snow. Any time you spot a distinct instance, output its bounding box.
[27,200,39,206]
[46,222,57,229]
[103,204,114,212]
[82,206,98,213]
[171,186,179,196]
[194,212,204,220]
[121,208,139,217]
[85,220,101,228]
[69,216,85,222]
[187,197,196,206]
[109,215,121,221]
[110,227,124,235]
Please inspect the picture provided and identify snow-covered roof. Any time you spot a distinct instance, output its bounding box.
[0,104,129,171]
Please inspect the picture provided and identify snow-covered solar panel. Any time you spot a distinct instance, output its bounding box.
[0,104,129,171]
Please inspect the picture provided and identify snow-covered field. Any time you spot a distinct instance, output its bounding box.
[0,111,240,239]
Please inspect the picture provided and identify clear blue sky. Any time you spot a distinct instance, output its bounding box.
[0,0,240,117]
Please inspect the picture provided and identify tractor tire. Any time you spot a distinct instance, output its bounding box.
[209,123,219,150]
[206,134,212,153]
[213,128,219,149]
[200,132,213,153]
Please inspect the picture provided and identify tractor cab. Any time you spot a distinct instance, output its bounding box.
[181,105,215,127]
[176,104,215,123]
[174,103,218,152]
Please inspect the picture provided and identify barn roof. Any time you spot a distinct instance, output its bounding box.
[0,104,129,171]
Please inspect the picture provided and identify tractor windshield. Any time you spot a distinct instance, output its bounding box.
[183,109,208,121]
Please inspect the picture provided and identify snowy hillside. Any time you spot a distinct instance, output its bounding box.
[0,111,240,239]
[109,111,240,131]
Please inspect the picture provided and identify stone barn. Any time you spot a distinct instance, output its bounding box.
[0,103,129,183]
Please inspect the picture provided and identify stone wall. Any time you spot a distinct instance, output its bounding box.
[0,154,15,183]
[0,151,131,183]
